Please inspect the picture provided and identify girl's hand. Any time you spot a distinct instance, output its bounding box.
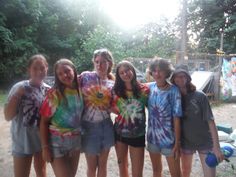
[172,142,180,160]
[213,146,224,163]
[42,146,53,163]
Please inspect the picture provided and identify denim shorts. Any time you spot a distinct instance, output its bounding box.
[146,143,173,157]
[12,151,35,157]
[81,118,115,155]
[49,131,81,158]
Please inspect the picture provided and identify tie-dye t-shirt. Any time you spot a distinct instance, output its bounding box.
[7,80,50,154]
[147,82,182,148]
[40,87,84,134]
[8,80,50,127]
[79,71,114,123]
[112,84,149,138]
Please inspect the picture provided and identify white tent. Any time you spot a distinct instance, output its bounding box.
[191,71,214,91]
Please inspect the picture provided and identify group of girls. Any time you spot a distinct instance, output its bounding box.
[4,49,223,177]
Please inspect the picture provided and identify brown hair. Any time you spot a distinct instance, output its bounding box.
[114,60,141,99]
[28,54,48,68]
[148,58,174,79]
[93,48,115,80]
[53,58,79,104]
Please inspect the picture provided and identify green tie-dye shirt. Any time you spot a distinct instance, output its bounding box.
[40,87,84,134]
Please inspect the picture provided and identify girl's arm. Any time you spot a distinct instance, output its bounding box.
[40,117,52,162]
[208,120,224,162]
[4,86,24,121]
[173,117,181,159]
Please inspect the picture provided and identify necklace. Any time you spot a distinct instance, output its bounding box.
[96,76,104,99]
[156,82,169,90]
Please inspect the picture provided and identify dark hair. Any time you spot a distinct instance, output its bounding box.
[53,59,79,104]
[114,60,141,99]
[148,58,174,79]
[172,77,196,93]
[28,54,48,68]
[93,48,115,80]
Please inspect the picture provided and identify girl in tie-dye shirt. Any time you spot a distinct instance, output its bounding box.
[147,58,182,177]
[112,61,149,177]
[40,59,83,177]
[79,49,115,177]
[4,54,49,177]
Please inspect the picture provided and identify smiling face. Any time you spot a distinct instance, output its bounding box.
[28,58,48,86]
[56,64,75,88]
[151,67,167,84]
[118,65,134,84]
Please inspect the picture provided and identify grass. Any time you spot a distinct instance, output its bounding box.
[0,90,7,106]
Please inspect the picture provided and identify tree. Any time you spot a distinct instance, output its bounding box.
[184,0,236,54]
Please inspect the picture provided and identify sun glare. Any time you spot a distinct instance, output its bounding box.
[100,0,180,29]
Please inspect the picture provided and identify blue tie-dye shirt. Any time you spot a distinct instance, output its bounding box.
[147,82,182,148]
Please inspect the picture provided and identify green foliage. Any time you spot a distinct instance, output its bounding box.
[0,90,7,106]
[186,0,236,54]
[0,0,178,87]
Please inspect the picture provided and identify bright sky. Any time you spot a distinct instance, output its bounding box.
[100,0,180,29]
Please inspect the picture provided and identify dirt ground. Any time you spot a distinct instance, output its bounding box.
[0,103,236,177]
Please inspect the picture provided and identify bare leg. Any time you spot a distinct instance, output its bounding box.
[180,153,193,177]
[33,151,47,177]
[85,153,98,177]
[129,146,144,177]
[149,152,163,177]
[51,157,70,177]
[97,148,110,177]
[166,156,181,177]
[13,156,32,177]
[115,141,129,177]
[67,149,80,177]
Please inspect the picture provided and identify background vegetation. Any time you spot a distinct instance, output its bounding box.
[0,0,236,88]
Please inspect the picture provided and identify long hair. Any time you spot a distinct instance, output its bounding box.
[53,59,79,104]
[114,60,141,99]
[93,48,115,80]
[171,73,196,93]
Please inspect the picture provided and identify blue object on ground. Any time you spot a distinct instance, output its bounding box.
[205,146,234,168]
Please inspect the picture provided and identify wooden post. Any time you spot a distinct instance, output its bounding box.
[215,30,224,100]
[180,0,187,64]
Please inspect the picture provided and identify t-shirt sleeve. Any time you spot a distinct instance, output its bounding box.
[201,93,214,121]
[172,87,183,118]
[7,82,24,101]
[140,83,150,107]
[40,89,58,119]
